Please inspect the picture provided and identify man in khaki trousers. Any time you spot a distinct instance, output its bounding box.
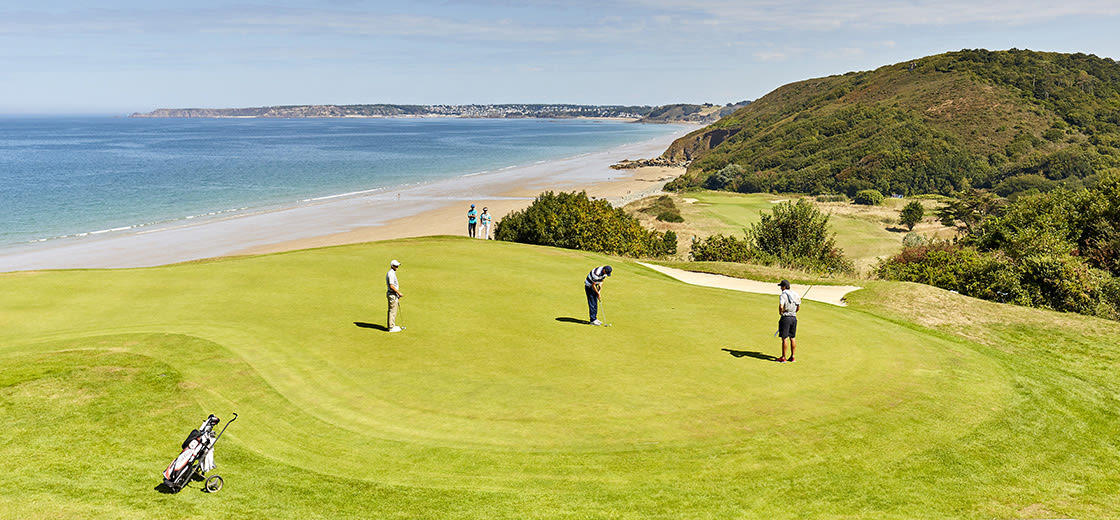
[386,259,403,332]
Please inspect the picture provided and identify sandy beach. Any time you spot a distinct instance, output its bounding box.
[0,128,691,272]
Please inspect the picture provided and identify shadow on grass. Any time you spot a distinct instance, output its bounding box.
[153,483,177,494]
[722,349,779,362]
[354,322,389,332]
[555,317,590,325]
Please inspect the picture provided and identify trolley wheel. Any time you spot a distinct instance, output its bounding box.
[204,474,224,493]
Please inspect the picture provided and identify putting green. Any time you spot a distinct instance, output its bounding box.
[0,237,1014,516]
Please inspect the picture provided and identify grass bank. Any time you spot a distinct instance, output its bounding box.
[1,236,1116,518]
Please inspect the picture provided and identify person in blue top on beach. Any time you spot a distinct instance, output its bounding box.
[467,204,478,238]
[584,265,612,326]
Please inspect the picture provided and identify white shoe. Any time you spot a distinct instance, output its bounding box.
[389,326,402,332]
[590,320,602,326]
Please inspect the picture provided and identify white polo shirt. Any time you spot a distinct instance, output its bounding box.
[386,269,399,292]
[780,289,800,316]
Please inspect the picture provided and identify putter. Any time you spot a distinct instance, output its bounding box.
[600,298,611,327]
[399,298,406,330]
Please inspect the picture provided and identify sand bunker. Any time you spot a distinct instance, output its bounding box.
[637,262,860,306]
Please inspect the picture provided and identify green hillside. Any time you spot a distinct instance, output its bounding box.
[665,49,1120,196]
[3,237,1120,518]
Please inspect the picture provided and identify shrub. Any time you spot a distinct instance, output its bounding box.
[690,234,754,263]
[703,164,744,190]
[853,189,885,205]
[898,201,925,230]
[640,195,684,223]
[876,243,1120,318]
[662,230,678,255]
[495,191,675,257]
[875,243,1028,304]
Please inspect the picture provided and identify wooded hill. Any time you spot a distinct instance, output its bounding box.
[665,49,1120,197]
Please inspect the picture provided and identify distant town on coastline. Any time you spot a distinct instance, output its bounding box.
[130,102,751,123]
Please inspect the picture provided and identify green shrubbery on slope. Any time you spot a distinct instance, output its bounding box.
[666,49,1120,198]
[877,172,1120,319]
[495,190,676,256]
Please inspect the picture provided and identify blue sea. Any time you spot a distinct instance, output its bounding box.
[0,116,681,249]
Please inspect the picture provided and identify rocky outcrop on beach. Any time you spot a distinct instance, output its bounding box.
[610,157,689,170]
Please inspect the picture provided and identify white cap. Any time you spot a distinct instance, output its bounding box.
[390,259,401,267]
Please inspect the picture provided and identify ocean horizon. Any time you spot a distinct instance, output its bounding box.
[0,116,685,251]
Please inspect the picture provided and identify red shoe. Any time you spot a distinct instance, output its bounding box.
[777,357,787,363]
[788,357,796,363]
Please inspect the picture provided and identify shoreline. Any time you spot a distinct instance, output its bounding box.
[0,129,690,273]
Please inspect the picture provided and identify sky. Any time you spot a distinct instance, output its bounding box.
[1,0,1118,115]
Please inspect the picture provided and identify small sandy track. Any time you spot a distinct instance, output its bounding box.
[637,262,861,306]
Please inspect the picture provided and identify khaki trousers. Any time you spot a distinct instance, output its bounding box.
[387,292,399,328]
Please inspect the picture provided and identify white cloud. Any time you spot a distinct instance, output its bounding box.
[753,50,790,62]
[618,0,1120,30]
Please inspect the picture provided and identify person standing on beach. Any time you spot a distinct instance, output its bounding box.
[467,204,478,238]
[776,279,800,362]
[584,265,612,326]
[386,260,403,333]
[479,207,492,239]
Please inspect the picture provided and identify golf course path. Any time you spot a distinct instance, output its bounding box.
[637,262,861,306]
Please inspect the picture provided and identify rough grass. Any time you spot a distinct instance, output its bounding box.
[1,237,1117,518]
[631,190,927,270]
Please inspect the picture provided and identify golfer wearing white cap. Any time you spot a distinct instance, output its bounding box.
[386,260,403,332]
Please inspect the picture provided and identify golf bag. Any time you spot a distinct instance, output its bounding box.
[161,413,237,493]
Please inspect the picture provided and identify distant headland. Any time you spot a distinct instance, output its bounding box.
[129,102,751,123]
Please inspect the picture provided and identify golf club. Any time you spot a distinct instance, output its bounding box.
[396,296,406,331]
[600,298,611,327]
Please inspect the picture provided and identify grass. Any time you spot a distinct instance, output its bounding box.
[635,190,931,270]
[2,236,1118,518]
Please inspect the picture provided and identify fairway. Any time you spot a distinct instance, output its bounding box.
[1,237,1110,518]
[674,191,905,269]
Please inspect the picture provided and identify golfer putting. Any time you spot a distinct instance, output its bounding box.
[584,265,612,326]
[776,279,800,362]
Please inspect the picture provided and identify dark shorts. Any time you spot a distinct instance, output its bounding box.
[778,315,797,338]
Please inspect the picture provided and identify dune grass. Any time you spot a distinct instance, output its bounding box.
[1,236,1118,518]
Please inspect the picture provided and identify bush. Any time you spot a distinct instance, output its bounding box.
[703,164,744,190]
[690,234,754,263]
[875,243,1028,304]
[640,195,684,223]
[853,189,885,205]
[876,243,1120,318]
[899,201,925,230]
[495,191,675,257]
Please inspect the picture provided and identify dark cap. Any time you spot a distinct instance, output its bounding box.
[603,265,613,276]
[778,279,790,289]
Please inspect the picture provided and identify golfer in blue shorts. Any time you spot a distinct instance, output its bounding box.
[777,279,801,363]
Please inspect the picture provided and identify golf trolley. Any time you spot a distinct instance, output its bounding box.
[161,412,237,493]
